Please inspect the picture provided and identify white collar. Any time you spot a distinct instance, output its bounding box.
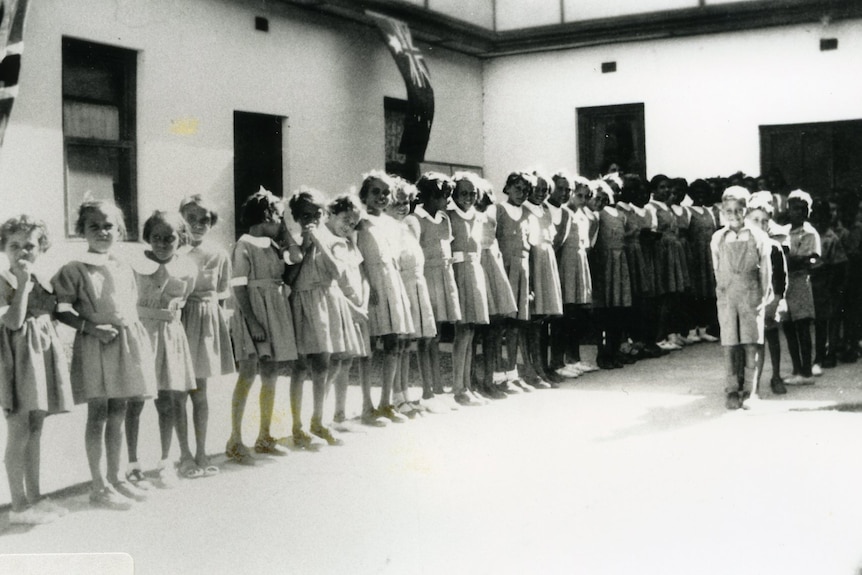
[414,205,444,224]
[129,253,196,276]
[500,202,523,220]
[0,267,53,293]
[603,206,619,217]
[75,251,113,266]
[522,201,544,217]
[449,203,475,220]
[238,234,277,249]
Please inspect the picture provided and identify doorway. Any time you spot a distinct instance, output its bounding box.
[233,111,285,237]
[760,120,862,197]
[577,103,646,180]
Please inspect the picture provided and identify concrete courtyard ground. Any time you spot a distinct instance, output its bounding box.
[2,341,862,575]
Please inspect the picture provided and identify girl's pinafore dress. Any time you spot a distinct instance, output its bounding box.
[650,201,688,296]
[688,207,717,300]
[0,271,72,414]
[230,234,298,362]
[448,204,490,325]
[134,254,197,392]
[592,208,633,309]
[560,207,593,306]
[291,225,362,356]
[477,205,517,318]
[408,207,461,324]
[53,253,156,403]
[672,205,693,291]
[524,201,563,317]
[355,213,414,337]
[618,203,654,299]
[396,218,437,338]
[496,202,531,321]
[785,222,820,321]
[337,236,371,357]
[181,241,235,378]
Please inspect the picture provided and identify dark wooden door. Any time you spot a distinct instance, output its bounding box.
[577,103,646,180]
[234,111,284,237]
[760,119,862,196]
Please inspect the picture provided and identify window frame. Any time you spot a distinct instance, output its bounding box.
[61,37,138,239]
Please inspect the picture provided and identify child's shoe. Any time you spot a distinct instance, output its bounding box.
[111,480,148,502]
[511,378,534,392]
[33,497,68,517]
[292,428,314,448]
[310,423,344,446]
[670,333,687,347]
[154,460,178,488]
[697,327,719,342]
[454,391,481,406]
[360,409,389,427]
[573,361,599,373]
[741,393,760,410]
[811,364,823,377]
[225,441,256,466]
[770,376,787,395]
[684,329,702,344]
[126,465,154,490]
[725,392,741,410]
[255,435,288,456]
[378,405,408,423]
[89,486,133,511]
[9,506,59,524]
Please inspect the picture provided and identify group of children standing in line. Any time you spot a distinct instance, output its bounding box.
[1,167,858,524]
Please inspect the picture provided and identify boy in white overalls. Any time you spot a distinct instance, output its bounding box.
[710,186,773,409]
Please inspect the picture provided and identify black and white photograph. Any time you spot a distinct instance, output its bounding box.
[2,0,862,573]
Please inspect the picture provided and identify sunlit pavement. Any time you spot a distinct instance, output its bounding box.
[2,341,862,575]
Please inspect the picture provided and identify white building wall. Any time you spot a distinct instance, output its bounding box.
[482,18,862,188]
[0,0,484,254]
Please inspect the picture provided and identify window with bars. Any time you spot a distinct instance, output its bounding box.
[62,38,137,238]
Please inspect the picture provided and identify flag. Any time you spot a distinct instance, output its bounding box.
[366,11,435,162]
[0,0,28,149]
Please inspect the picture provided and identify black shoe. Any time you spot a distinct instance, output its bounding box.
[725,392,741,410]
[543,371,565,385]
[596,357,615,370]
[642,344,667,358]
[822,356,837,369]
[770,376,787,395]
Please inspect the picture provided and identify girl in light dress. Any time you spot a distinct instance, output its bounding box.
[179,195,235,476]
[53,200,156,510]
[1,216,72,524]
[448,172,491,406]
[496,172,537,392]
[406,173,461,398]
[385,180,438,415]
[126,212,198,487]
[324,195,369,430]
[226,189,300,463]
[288,189,360,447]
[355,172,415,425]
[522,171,563,387]
[474,178,518,397]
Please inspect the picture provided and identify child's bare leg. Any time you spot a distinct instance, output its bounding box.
[290,358,308,432]
[722,346,739,394]
[359,356,374,416]
[171,392,194,463]
[310,352,331,428]
[452,324,470,394]
[24,411,46,502]
[378,335,398,409]
[124,399,145,464]
[429,328,443,393]
[395,343,410,401]
[258,360,280,440]
[155,392,174,461]
[86,400,108,490]
[229,359,258,447]
[330,357,352,422]
[417,339,434,399]
[463,326,476,392]
[742,343,760,397]
[5,410,31,511]
[190,378,209,466]
[104,398,128,485]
